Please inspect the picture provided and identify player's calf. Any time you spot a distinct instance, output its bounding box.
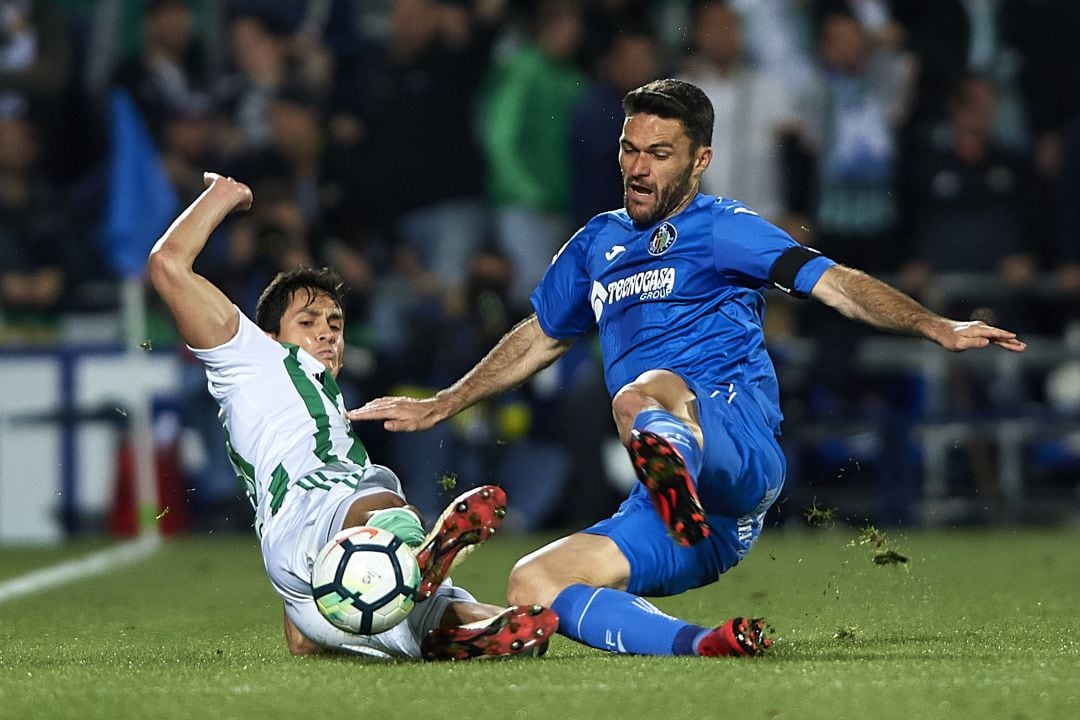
[413,485,507,601]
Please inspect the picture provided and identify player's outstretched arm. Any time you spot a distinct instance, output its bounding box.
[348,314,573,432]
[147,173,253,349]
[810,265,1027,353]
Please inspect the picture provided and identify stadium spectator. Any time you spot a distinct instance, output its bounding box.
[0,96,88,325]
[795,8,910,273]
[331,0,500,297]
[481,0,586,309]
[349,78,1025,657]
[893,0,1030,153]
[999,1,1080,277]
[159,91,225,201]
[1058,112,1080,306]
[0,0,81,181]
[728,0,814,96]
[216,10,331,155]
[225,79,385,368]
[894,72,1039,519]
[899,73,1037,322]
[110,0,212,143]
[570,22,659,226]
[147,171,557,659]
[789,8,912,429]
[679,0,795,223]
[0,1,71,108]
[228,0,360,58]
[578,0,653,77]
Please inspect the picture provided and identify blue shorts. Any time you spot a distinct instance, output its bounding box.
[585,380,786,597]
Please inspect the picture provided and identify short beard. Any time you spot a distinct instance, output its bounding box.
[624,162,696,227]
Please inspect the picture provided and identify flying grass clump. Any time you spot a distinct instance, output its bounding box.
[851,525,909,568]
[438,472,458,492]
[803,497,837,528]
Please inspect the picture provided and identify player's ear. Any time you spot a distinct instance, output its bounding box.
[692,145,712,176]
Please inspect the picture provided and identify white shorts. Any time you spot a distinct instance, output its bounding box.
[259,464,474,659]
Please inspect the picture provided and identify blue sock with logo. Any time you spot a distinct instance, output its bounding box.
[551,583,707,655]
[632,409,703,480]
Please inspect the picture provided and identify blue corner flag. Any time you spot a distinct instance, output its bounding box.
[100,88,180,278]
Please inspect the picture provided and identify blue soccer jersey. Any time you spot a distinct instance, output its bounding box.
[530,193,835,434]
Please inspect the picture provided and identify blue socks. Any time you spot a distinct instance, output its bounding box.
[632,409,703,479]
[551,583,710,655]
[548,411,710,655]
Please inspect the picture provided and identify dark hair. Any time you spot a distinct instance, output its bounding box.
[255,267,346,334]
[622,79,714,149]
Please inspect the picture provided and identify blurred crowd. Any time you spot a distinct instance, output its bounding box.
[3,0,1080,529]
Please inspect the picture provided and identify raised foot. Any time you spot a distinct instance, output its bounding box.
[628,429,710,546]
[413,484,507,601]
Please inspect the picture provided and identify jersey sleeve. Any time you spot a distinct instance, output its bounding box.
[189,307,281,400]
[529,226,595,339]
[711,203,835,297]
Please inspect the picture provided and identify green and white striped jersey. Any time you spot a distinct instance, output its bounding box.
[191,308,369,537]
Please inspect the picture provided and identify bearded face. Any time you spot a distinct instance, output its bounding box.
[619,114,710,227]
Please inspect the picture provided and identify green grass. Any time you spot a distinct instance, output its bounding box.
[1,528,1078,720]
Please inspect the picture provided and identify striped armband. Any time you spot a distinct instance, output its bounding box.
[768,246,822,298]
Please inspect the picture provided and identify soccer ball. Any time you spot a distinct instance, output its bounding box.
[311,526,420,635]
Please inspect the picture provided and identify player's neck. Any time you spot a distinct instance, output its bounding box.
[667,186,701,221]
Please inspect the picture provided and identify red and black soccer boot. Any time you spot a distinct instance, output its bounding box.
[697,617,773,657]
[413,485,507,602]
[628,429,710,546]
[421,604,558,661]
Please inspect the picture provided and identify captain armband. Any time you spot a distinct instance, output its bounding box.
[768,246,822,298]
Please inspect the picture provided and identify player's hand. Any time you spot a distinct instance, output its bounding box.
[203,172,253,213]
[930,319,1027,353]
[346,395,453,432]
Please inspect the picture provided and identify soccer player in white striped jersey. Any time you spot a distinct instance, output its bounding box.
[148,172,556,660]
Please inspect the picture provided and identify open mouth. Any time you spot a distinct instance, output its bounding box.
[627,182,654,200]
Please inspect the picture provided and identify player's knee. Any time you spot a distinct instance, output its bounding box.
[506,557,565,608]
[611,385,653,435]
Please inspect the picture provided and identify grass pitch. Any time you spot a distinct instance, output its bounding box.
[1,527,1078,720]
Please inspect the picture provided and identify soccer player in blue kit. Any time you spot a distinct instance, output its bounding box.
[349,79,1026,657]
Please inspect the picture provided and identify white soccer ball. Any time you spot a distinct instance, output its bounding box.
[311,526,420,635]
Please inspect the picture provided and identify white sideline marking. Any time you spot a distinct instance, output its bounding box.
[0,535,161,604]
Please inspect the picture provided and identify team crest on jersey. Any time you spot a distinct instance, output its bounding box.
[647,222,677,256]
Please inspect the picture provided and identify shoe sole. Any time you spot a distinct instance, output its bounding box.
[628,429,710,547]
[413,485,507,602]
[421,604,558,661]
